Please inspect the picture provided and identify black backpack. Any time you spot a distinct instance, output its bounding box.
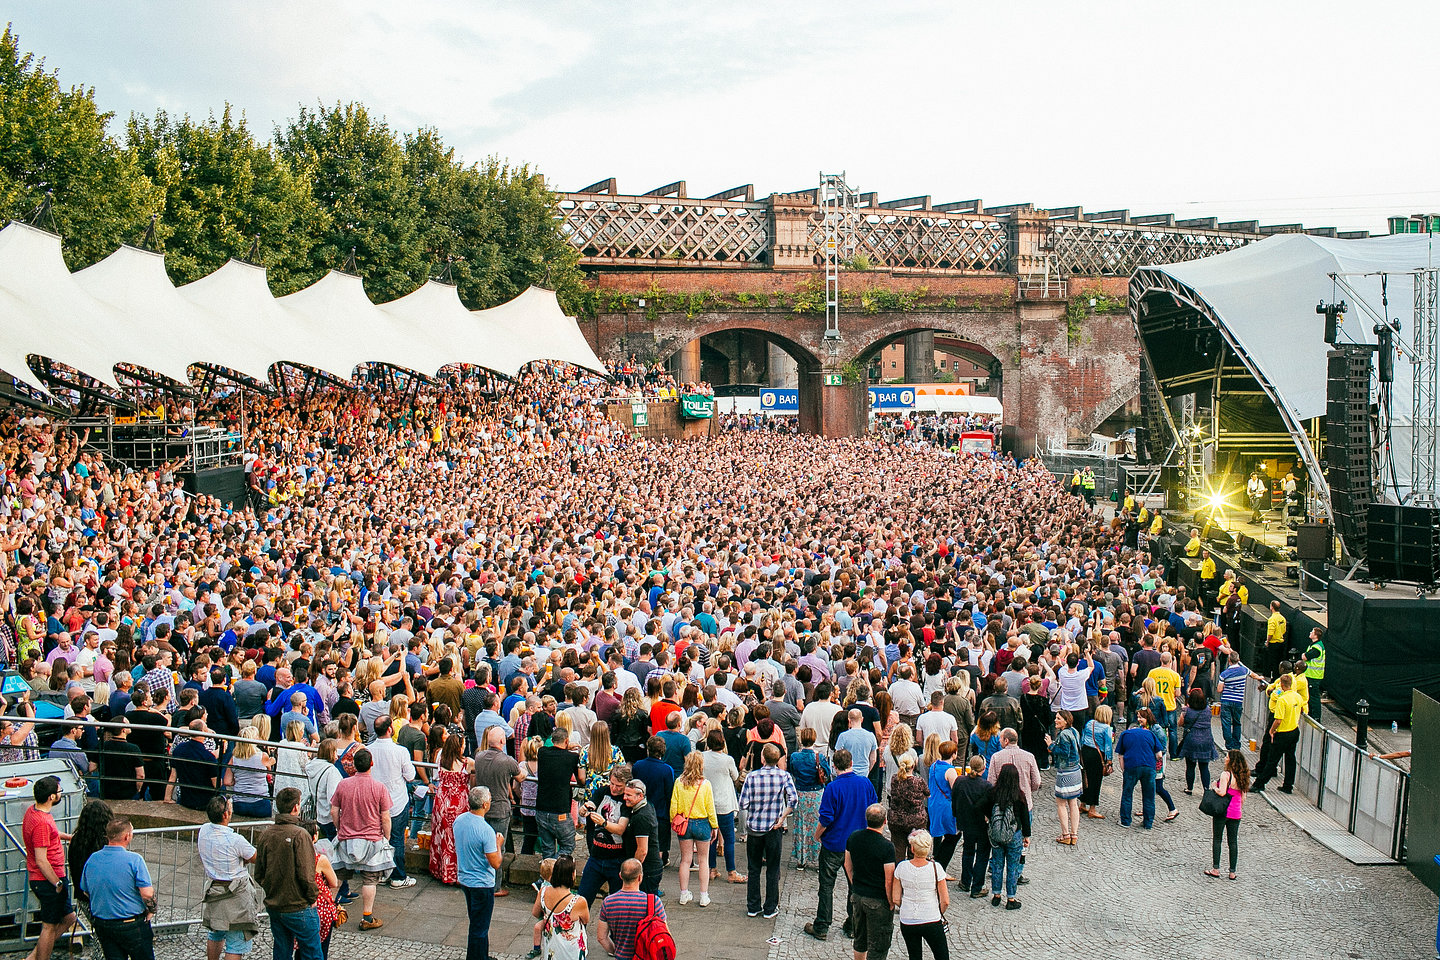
[988,801,1019,846]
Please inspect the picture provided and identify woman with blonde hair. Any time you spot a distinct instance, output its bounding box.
[671,751,718,906]
[580,721,622,794]
[891,829,950,960]
[917,731,944,785]
[886,752,929,861]
[275,720,312,793]
[226,725,275,817]
[883,723,917,798]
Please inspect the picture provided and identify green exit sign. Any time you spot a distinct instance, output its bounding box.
[823,374,843,386]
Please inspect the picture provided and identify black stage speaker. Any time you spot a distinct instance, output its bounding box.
[1326,347,1375,556]
[1328,578,1440,720]
[179,464,248,510]
[1294,523,1331,562]
[1367,503,1440,584]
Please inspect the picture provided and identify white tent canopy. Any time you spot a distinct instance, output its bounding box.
[1133,231,1439,503]
[0,221,606,393]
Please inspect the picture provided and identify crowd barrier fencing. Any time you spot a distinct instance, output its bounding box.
[1241,680,1408,860]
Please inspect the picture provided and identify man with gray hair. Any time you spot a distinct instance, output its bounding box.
[455,786,502,960]
[620,778,663,895]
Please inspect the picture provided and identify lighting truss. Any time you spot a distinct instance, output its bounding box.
[818,172,859,341]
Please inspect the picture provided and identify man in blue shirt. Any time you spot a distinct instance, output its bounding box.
[80,818,156,960]
[805,748,877,941]
[455,787,502,960]
[1217,651,1261,752]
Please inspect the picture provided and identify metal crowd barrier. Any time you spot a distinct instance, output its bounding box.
[7,716,440,816]
[1241,680,1409,860]
[130,820,274,937]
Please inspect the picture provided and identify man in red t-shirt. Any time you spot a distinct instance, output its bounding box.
[329,748,393,931]
[22,776,75,959]
[648,680,681,735]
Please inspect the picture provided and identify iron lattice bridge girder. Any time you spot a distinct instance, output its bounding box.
[558,196,769,265]
[807,211,1011,272]
[1050,221,1259,276]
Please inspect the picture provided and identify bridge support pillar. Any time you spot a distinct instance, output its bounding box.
[672,339,701,385]
[796,362,866,438]
[903,330,934,382]
[768,343,798,389]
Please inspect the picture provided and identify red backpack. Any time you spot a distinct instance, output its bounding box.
[633,894,676,960]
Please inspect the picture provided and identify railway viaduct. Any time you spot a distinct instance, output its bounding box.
[560,178,1368,453]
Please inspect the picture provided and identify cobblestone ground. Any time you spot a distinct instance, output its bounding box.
[767,767,1435,960]
[81,760,1440,960]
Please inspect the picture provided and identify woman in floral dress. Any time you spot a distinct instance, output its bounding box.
[428,733,474,884]
[538,856,589,960]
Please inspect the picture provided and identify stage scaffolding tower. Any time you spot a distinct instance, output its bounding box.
[818,172,859,341]
[1412,267,1439,504]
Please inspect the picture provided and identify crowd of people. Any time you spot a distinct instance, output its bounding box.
[0,361,1312,960]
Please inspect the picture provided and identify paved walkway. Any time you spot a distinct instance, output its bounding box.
[52,730,1439,960]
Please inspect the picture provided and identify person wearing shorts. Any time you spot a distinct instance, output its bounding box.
[198,797,260,960]
[23,776,77,960]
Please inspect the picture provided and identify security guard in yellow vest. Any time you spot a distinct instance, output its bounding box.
[1302,627,1325,718]
[1184,529,1202,558]
[1149,512,1164,537]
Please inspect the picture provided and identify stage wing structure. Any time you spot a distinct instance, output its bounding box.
[0,221,606,393]
[1131,232,1440,511]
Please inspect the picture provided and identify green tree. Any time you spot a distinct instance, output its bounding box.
[275,102,427,302]
[401,128,584,311]
[0,26,156,268]
[127,106,324,291]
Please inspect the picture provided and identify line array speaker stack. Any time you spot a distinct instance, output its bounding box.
[1367,503,1440,585]
[1325,347,1375,557]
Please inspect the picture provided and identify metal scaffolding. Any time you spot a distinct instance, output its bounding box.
[818,172,859,341]
[1413,267,1439,504]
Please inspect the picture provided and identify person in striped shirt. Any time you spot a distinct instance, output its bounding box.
[1216,649,1264,751]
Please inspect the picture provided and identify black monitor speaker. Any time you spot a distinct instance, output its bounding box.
[1294,523,1331,562]
[1367,503,1440,584]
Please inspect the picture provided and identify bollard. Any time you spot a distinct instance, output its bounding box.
[1356,699,1369,751]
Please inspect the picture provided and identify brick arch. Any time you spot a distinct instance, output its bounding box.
[656,318,824,372]
[843,314,1016,375]
[1073,377,1140,436]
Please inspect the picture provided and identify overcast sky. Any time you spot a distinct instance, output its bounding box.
[9,1,1438,233]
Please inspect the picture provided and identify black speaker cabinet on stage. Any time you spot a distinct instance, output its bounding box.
[1327,579,1440,720]
[179,465,247,509]
[1238,603,1271,667]
[1294,523,1331,562]
[1326,347,1375,555]
[1367,503,1440,585]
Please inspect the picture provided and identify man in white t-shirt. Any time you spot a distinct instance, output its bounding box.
[888,665,926,727]
[915,691,959,744]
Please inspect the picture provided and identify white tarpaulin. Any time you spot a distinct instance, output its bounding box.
[1138,231,1439,500]
[0,220,605,391]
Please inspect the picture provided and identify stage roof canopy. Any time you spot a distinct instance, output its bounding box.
[0,221,606,393]
[1131,231,1440,507]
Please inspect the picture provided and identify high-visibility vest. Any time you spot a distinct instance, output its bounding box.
[1304,642,1325,679]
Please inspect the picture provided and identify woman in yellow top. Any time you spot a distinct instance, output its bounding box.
[671,750,719,907]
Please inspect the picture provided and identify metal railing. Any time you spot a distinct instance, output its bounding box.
[131,820,274,937]
[1241,681,1409,860]
[13,716,440,813]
